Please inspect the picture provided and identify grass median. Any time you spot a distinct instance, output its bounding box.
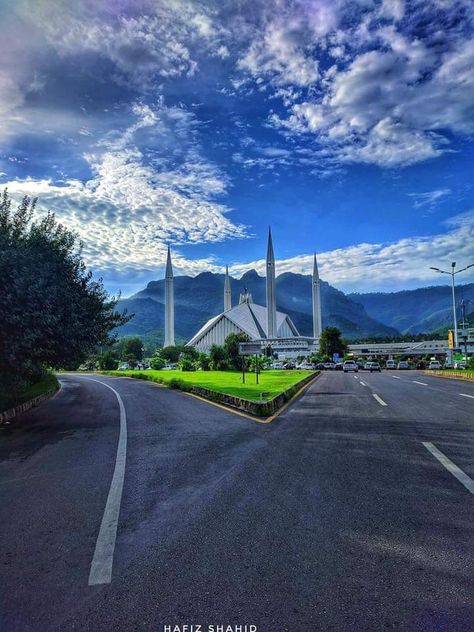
[103,369,316,402]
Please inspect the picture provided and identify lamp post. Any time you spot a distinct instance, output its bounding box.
[429,262,474,348]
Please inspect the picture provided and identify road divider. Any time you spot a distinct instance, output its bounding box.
[422,442,474,494]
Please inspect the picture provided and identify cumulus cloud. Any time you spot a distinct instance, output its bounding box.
[4,102,246,273]
[229,212,474,292]
[258,3,474,167]
[238,21,319,87]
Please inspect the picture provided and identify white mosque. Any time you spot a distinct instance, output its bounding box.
[164,229,322,359]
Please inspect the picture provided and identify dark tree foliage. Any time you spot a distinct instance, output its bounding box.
[319,327,347,358]
[0,191,129,387]
[97,350,120,371]
[122,337,144,362]
[223,332,250,370]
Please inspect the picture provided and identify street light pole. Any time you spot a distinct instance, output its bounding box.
[430,262,474,349]
[450,262,458,348]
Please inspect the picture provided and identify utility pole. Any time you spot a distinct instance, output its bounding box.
[429,262,474,349]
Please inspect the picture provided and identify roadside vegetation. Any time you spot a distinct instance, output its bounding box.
[0,191,129,412]
[0,372,59,413]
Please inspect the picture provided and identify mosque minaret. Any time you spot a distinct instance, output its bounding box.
[224,265,232,312]
[312,253,322,339]
[164,246,175,347]
[266,227,277,339]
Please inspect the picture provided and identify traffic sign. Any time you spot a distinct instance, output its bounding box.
[239,342,262,356]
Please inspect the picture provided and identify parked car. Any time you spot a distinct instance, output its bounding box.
[118,363,129,370]
[283,362,296,370]
[385,360,396,370]
[453,361,466,369]
[315,363,326,370]
[357,361,365,370]
[397,361,410,370]
[298,362,316,370]
[334,362,344,371]
[323,362,336,370]
[365,361,381,372]
[343,360,358,373]
[270,362,285,369]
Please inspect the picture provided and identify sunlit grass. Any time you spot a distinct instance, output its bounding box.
[105,369,316,401]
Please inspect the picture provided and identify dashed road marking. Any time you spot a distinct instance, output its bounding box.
[359,380,367,386]
[372,393,388,407]
[392,375,401,380]
[459,393,474,399]
[79,377,128,586]
[413,380,428,386]
[422,442,474,494]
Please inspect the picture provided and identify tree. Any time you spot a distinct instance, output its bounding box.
[319,327,347,359]
[0,191,129,389]
[149,355,166,370]
[122,337,143,362]
[209,344,228,370]
[178,356,195,371]
[97,349,119,370]
[223,332,250,370]
[196,352,211,371]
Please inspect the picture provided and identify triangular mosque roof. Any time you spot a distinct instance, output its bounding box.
[187,301,299,347]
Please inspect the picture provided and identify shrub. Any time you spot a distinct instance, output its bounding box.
[179,357,195,371]
[150,355,166,370]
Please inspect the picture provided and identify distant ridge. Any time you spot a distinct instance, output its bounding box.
[349,283,474,334]
[116,270,398,343]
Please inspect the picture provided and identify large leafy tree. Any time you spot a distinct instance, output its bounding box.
[223,332,250,370]
[319,327,347,359]
[0,191,129,387]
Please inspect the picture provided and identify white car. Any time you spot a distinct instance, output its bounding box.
[385,360,396,370]
[453,361,466,369]
[343,360,358,373]
[428,361,441,370]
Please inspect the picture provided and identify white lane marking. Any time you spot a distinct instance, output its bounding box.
[81,377,127,585]
[459,393,474,399]
[413,380,428,386]
[373,393,388,407]
[353,375,359,380]
[422,442,474,494]
[392,375,401,380]
[359,380,367,386]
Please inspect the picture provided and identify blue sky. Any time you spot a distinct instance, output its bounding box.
[1,0,474,296]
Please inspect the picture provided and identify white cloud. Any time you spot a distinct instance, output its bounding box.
[238,20,319,87]
[270,33,474,167]
[3,102,246,273]
[409,188,451,209]
[229,212,474,292]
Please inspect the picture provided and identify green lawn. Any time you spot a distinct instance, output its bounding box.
[0,372,59,413]
[105,369,316,401]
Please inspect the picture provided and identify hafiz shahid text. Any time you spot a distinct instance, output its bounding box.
[164,626,257,632]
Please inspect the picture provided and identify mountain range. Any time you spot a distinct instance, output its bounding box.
[349,283,474,334]
[116,272,473,346]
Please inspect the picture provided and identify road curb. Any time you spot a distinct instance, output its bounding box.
[0,384,60,425]
[423,370,474,383]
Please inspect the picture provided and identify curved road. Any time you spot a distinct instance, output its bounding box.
[0,371,473,631]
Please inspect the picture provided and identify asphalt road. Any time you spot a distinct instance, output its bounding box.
[0,371,473,631]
